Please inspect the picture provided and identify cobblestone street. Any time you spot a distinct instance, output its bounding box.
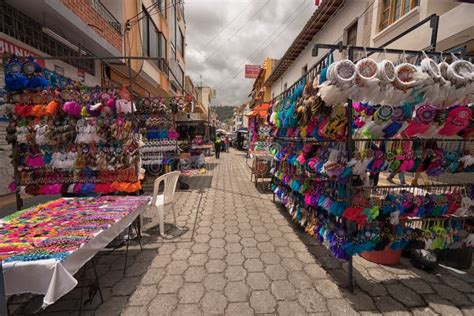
[14,150,472,315]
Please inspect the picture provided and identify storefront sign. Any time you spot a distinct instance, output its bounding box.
[0,37,45,67]
[245,65,261,79]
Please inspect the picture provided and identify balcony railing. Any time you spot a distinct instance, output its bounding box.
[88,0,121,34]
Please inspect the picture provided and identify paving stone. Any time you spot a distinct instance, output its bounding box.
[275,246,295,258]
[225,242,243,253]
[303,263,328,280]
[411,307,439,316]
[345,291,376,311]
[312,278,343,298]
[355,274,388,296]
[184,266,206,282]
[244,258,264,272]
[171,248,192,260]
[208,247,226,259]
[367,267,395,282]
[400,278,434,294]
[141,268,166,285]
[225,281,250,302]
[157,275,184,294]
[242,247,260,259]
[206,259,226,273]
[203,273,226,291]
[433,283,468,306]
[95,296,129,316]
[257,241,275,253]
[225,302,254,316]
[226,266,247,281]
[191,242,210,254]
[373,296,409,314]
[297,288,328,313]
[120,306,148,316]
[125,261,149,277]
[249,290,277,313]
[247,272,270,290]
[424,294,463,316]
[281,258,304,271]
[265,264,288,281]
[271,280,297,300]
[173,303,202,316]
[260,252,281,265]
[210,230,225,238]
[128,286,157,306]
[209,238,226,248]
[158,243,177,255]
[200,291,227,314]
[439,273,474,293]
[240,237,257,247]
[112,277,141,296]
[178,283,204,303]
[188,253,208,266]
[271,237,289,247]
[225,233,241,243]
[327,298,358,315]
[166,260,189,275]
[147,294,178,314]
[226,253,245,265]
[276,300,307,316]
[287,270,314,290]
[239,229,255,238]
[194,234,211,243]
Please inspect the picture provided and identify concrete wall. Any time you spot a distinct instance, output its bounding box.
[371,0,473,53]
[270,0,373,96]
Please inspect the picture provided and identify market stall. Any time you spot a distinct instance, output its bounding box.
[0,53,157,313]
[0,196,149,309]
[269,43,474,290]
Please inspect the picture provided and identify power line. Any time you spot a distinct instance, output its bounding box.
[215,0,310,91]
[200,0,254,52]
[202,0,272,64]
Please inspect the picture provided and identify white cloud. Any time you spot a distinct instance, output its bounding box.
[185,0,315,106]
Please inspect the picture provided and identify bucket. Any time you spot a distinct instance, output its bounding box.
[361,247,402,265]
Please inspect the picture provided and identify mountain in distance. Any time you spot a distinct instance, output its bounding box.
[214,105,235,121]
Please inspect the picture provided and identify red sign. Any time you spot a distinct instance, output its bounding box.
[245,65,261,79]
[0,37,45,67]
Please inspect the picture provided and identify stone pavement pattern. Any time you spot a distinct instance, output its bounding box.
[10,150,474,315]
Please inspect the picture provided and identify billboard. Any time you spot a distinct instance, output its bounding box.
[245,65,261,79]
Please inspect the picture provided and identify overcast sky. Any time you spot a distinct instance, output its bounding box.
[184,0,315,106]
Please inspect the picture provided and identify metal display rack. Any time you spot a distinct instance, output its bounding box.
[269,34,473,291]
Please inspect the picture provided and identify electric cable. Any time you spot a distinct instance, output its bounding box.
[214,0,310,91]
[202,0,272,64]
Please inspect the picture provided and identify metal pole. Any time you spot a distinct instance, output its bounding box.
[0,263,8,316]
[346,46,354,293]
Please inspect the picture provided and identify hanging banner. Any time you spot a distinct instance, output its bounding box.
[245,65,261,79]
[0,37,45,67]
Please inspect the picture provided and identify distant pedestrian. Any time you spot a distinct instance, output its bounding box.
[215,137,222,159]
[224,137,230,152]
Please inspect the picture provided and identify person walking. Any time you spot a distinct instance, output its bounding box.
[214,137,222,159]
[224,137,230,153]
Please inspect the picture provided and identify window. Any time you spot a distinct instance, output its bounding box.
[379,0,419,31]
[159,33,167,60]
[301,64,308,76]
[177,28,185,57]
[142,6,168,70]
[169,1,176,53]
[346,21,358,46]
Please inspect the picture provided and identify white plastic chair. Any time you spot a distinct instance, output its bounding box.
[149,171,181,236]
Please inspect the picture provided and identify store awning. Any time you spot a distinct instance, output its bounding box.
[246,103,270,118]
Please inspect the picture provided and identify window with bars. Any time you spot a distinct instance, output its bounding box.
[379,0,419,31]
[0,1,95,75]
